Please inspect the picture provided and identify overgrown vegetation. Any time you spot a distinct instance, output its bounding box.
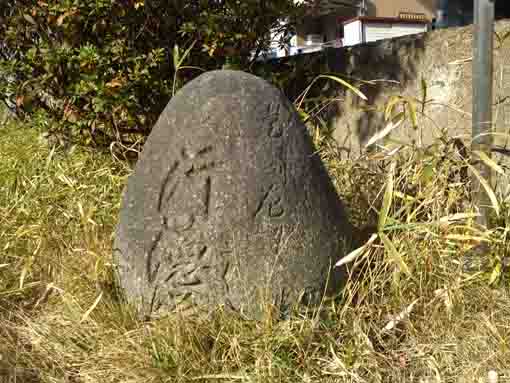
[0,0,303,156]
[2,4,510,381]
[2,80,510,381]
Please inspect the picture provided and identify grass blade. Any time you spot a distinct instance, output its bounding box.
[172,44,180,69]
[316,75,367,101]
[177,40,197,68]
[468,163,500,217]
[444,234,489,242]
[335,234,378,267]
[380,232,411,276]
[384,95,403,121]
[383,298,419,331]
[489,263,502,286]
[378,161,396,231]
[405,97,418,129]
[474,150,506,176]
[420,77,427,113]
[80,291,103,323]
[365,113,404,149]
[438,212,480,224]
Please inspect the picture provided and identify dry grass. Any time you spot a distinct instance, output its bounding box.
[1,103,510,383]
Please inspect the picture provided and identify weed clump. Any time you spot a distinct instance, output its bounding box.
[1,101,510,382]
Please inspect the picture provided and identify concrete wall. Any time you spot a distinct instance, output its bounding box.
[324,20,510,163]
[260,20,510,189]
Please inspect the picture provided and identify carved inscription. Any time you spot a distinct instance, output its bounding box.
[146,142,231,311]
[148,234,233,312]
[263,102,285,138]
[254,102,293,220]
[253,183,285,219]
[158,146,218,221]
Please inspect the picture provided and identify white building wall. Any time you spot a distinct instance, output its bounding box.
[343,20,363,46]
[364,22,427,43]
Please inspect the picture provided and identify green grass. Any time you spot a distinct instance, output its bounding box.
[1,111,510,383]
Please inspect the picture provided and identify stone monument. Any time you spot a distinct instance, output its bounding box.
[114,70,354,319]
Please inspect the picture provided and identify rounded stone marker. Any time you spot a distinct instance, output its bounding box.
[114,70,354,319]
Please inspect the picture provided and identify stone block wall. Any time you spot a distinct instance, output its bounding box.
[328,20,510,161]
[263,20,510,167]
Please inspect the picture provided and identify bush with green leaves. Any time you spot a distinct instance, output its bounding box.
[0,0,302,153]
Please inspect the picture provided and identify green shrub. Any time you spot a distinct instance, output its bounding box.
[0,0,302,154]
